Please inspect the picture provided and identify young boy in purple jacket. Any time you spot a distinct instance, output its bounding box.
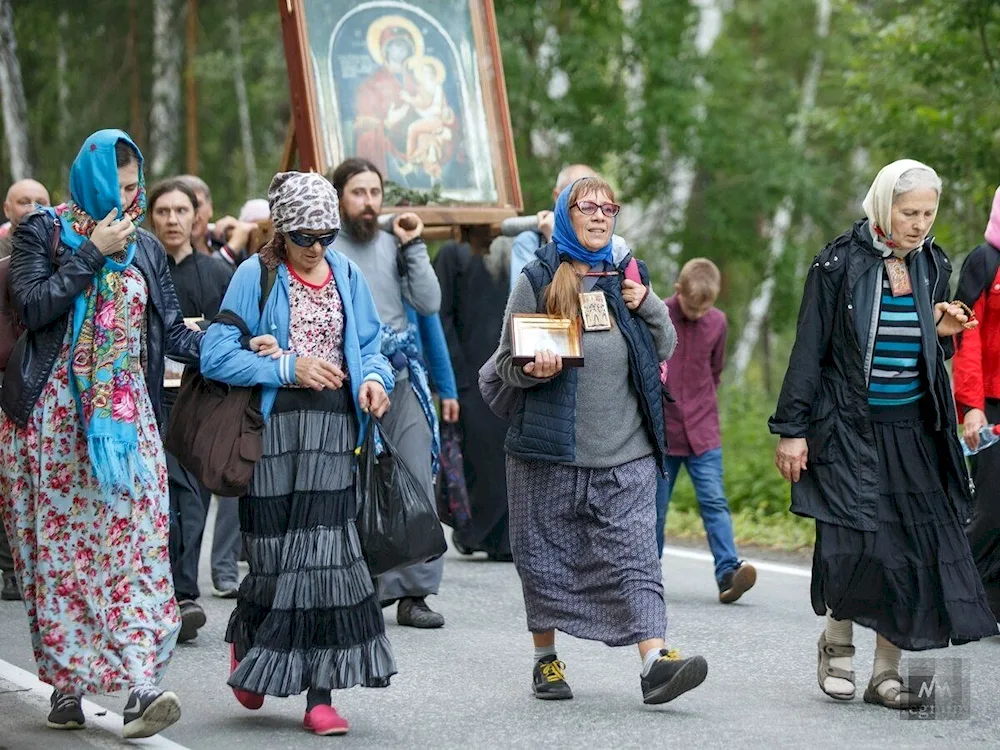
[657,259,757,604]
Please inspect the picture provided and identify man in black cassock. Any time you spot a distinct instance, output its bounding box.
[434,228,513,561]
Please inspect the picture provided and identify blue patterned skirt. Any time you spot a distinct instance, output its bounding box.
[505,455,666,646]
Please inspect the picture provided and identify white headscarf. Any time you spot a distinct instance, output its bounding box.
[862,159,939,256]
[238,198,270,223]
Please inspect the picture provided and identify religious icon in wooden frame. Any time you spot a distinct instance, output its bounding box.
[277,0,522,227]
[510,314,584,368]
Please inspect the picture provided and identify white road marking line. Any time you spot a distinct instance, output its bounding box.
[0,658,191,749]
[663,545,811,578]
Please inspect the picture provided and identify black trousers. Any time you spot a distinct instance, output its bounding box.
[0,522,13,575]
[967,399,1000,619]
[168,450,208,601]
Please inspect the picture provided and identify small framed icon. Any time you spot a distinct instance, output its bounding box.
[163,357,186,389]
[578,291,612,332]
[164,317,205,388]
[510,313,583,368]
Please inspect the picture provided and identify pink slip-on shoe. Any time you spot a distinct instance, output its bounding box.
[229,644,265,710]
[303,705,349,736]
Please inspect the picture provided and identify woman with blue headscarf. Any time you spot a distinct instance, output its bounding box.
[494,176,708,706]
[0,130,202,738]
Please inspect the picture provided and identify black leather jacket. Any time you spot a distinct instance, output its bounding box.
[0,210,202,429]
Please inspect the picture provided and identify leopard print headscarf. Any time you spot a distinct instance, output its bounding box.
[259,171,341,270]
[267,171,340,234]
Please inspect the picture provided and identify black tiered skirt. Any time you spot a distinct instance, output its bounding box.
[811,402,999,650]
[226,387,396,696]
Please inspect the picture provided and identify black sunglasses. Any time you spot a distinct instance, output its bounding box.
[287,229,340,248]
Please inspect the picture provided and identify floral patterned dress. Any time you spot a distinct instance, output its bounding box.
[0,266,179,695]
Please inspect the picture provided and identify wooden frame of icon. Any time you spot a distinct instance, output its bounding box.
[510,314,584,368]
[164,317,207,388]
[277,0,522,227]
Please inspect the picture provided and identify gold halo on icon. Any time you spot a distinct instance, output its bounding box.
[366,15,424,66]
[405,55,446,85]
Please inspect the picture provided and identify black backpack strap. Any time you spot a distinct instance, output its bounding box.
[214,309,253,350]
[956,244,1000,309]
[259,263,276,316]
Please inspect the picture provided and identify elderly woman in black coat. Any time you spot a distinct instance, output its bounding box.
[771,159,998,710]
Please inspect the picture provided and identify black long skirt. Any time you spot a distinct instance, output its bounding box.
[226,388,396,696]
[453,387,510,556]
[811,405,999,651]
[965,399,1000,619]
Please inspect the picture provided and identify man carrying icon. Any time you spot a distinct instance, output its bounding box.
[330,157,450,629]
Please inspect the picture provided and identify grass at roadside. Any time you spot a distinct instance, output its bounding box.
[666,506,815,553]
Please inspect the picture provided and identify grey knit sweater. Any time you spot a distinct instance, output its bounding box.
[496,274,676,468]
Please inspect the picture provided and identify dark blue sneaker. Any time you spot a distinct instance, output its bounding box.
[46,690,84,730]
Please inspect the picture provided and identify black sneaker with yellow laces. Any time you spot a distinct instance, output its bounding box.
[640,649,708,705]
[532,654,573,700]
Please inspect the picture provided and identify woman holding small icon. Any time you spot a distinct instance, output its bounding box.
[494,176,709,706]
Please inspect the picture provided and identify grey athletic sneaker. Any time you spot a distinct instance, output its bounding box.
[122,686,181,739]
[211,581,239,599]
[46,690,84,730]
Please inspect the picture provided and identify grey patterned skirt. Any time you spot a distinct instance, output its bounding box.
[506,455,666,646]
[226,387,396,696]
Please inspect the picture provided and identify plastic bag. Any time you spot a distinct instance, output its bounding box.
[356,420,447,577]
[435,423,472,529]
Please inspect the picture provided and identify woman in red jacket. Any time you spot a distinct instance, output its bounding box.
[953,185,1000,620]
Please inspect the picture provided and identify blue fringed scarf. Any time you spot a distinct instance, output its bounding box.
[61,129,152,495]
[379,323,440,475]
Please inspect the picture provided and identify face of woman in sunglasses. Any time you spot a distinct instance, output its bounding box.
[284,229,337,273]
[571,190,615,252]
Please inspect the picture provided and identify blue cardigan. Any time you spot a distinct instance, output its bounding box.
[406,306,458,400]
[200,251,394,438]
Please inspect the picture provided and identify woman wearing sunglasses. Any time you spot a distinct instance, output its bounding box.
[199,172,394,736]
[493,176,709,706]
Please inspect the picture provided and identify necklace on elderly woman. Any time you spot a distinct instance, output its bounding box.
[884,257,913,297]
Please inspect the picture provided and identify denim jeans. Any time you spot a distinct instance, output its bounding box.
[656,448,739,584]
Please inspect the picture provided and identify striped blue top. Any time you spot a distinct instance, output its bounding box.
[868,276,924,407]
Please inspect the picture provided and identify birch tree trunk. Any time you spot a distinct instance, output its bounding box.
[528,23,568,160]
[56,10,70,188]
[0,0,32,180]
[149,0,184,179]
[128,0,145,148]
[620,0,644,177]
[730,0,832,385]
[229,0,257,196]
[663,0,727,261]
[618,0,728,275]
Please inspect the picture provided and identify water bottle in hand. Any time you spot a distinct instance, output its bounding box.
[962,424,1000,456]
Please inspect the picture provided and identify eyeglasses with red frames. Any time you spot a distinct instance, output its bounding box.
[571,200,621,218]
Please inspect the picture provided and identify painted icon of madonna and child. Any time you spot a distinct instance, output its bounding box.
[322,5,496,199]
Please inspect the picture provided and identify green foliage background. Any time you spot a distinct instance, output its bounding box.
[4,0,998,545]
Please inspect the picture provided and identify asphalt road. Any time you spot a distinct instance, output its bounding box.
[2,502,999,750]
